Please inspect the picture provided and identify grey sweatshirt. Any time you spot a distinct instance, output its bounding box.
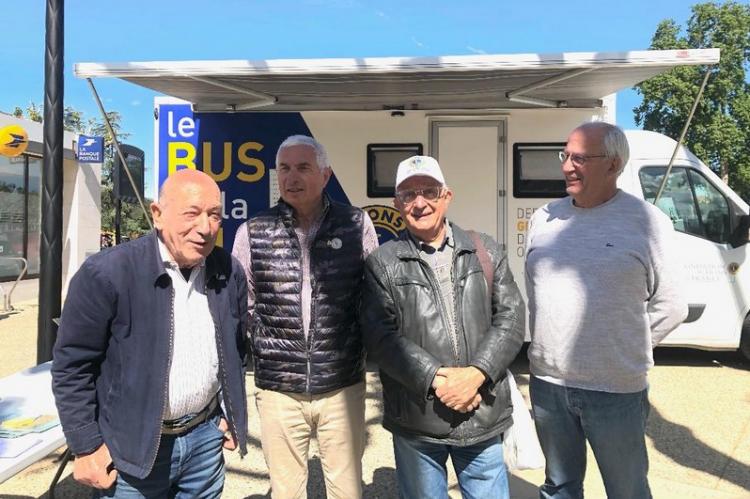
[525,190,688,393]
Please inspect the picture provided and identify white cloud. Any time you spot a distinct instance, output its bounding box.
[412,36,425,48]
[131,100,141,107]
[466,46,487,55]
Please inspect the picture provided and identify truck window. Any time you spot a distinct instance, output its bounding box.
[639,166,730,244]
[512,143,566,198]
[367,143,423,198]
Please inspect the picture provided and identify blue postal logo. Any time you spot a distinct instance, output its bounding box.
[363,205,405,244]
[77,135,104,163]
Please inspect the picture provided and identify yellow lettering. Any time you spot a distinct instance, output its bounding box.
[237,142,266,183]
[201,142,232,182]
[168,142,196,175]
[216,227,224,248]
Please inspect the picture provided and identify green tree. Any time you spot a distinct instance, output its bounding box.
[63,106,86,134]
[85,112,151,237]
[26,102,43,122]
[100,183,152,238]
[634,1,750,201]
[10,102,43,122]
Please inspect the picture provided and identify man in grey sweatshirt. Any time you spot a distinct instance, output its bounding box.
[525,122,687,499]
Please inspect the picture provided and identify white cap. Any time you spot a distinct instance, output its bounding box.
[395,155,446,189]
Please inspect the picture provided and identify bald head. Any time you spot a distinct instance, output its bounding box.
[151,169,223,267]
[158,168,221,208]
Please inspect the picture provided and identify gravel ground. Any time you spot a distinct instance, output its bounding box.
[1,299,749,498]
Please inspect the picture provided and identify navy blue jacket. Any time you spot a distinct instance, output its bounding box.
[52,231,248,479]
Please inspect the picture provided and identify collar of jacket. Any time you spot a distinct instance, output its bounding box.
[396,221,477,260]
[145,230,227,286]
[276,193,332,229]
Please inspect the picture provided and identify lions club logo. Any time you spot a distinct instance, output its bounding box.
[363,205,404,244]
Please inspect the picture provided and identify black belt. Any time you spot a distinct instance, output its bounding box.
[161,397,219,435]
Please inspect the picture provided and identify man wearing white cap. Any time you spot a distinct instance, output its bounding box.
[360,155,525,498]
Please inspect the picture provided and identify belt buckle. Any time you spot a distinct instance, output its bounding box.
[162,414,197,435]
[161,397,217,435]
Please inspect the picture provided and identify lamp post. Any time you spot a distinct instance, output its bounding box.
[38,0,64,363]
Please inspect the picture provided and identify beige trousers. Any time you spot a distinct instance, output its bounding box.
[255,381,366,499]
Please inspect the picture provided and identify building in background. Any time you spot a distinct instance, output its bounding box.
[0,113,101,290]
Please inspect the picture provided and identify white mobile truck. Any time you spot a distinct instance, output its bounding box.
[76,48,750,359]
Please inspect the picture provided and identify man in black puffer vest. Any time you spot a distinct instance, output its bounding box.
[232,135,378,499]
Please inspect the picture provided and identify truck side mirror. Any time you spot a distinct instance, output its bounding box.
[730,214,750,248]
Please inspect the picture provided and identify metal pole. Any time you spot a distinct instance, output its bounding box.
[115,199,122,245]
[38,0,64,363]
[86,78,153,229]
[653,69,711,205]
[1,257,28,312]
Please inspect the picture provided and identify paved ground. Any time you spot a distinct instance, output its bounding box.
[0,298,749,498]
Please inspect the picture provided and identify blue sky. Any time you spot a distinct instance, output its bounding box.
[1,0,699,197]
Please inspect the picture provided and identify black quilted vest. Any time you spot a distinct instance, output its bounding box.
[246,198,366,394]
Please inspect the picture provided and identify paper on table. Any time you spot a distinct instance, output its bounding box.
[0,414,60,438]
[0,437,43,459]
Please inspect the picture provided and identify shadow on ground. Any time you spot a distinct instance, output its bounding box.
[647,404,750,491]
[653,347,749,371]
[511,345,750,492]
[238,461,538,498]
[0,473,89,499]
[650,348,750,490]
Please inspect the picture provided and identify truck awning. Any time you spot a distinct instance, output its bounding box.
[74,49,719,112]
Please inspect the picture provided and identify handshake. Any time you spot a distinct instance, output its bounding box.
[431,366,487,413]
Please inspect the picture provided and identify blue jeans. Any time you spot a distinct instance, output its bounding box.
[392,433,509,499]
[95,414,226,498]
[529,376,651,499]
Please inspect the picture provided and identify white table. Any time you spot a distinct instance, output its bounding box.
[0,362,65,483]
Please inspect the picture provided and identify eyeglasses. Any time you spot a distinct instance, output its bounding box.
[395,186,444,204]
[559,151,608,167]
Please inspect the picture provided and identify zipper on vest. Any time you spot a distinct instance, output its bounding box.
[297,202,329,394]
[306,269,317,393]
[295,229,312,394]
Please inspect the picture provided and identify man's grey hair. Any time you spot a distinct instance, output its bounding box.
[276,135,330,171]
[577,121,630,174]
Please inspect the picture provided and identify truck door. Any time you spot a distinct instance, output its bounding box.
[429,120,506,246]
[638,164,748,349]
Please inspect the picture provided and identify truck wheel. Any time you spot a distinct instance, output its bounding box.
[741,313,750,362]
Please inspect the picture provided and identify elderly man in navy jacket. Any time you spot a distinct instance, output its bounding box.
[52,169,248,497]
